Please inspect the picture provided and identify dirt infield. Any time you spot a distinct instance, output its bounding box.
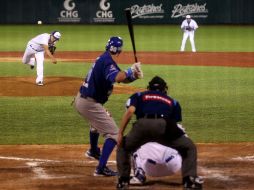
[0,76,145,96]
[0,143,253,190]
[0,51,254,189]
[0,51,253,96]
[0,51,254,67]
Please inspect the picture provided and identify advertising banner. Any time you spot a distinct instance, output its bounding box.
[57,0,82,23]
[0,0,253,24]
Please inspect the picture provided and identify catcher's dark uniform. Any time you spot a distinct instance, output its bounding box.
[117,76,200,189]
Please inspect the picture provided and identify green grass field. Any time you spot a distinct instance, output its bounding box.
[0,25,254,144]
[0,25,254,52]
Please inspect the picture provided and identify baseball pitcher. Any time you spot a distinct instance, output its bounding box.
[180,15,198,52]
[22,31,61,86]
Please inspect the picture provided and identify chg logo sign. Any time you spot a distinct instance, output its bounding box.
[93,0,115,23]
[58,0,81,22]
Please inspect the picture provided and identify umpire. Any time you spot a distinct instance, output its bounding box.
[116,76,203,190]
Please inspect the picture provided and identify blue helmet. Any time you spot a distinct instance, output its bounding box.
[105,36,123,54]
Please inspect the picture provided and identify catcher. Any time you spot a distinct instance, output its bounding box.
[130,141,182,185]
[22,31,61,86]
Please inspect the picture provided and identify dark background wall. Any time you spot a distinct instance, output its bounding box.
[0,0,253,24]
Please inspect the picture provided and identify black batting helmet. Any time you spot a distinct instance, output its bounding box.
[147,76,168,94]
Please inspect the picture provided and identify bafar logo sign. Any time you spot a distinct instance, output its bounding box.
[93,0,115,23]
[171,3,208,18]
[58,0,81,22]
[130,3,165,19]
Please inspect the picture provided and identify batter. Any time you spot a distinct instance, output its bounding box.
[74,36,143,177]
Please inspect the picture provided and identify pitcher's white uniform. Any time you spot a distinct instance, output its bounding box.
[180,15,198,52]
[133,142,182,177]
[22,31,60,85]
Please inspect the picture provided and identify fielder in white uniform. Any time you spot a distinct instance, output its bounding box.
[180,15,198,52]
[130,142,182,185]
[22,31,61,86]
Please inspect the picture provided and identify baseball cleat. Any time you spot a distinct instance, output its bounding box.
[183,176,204,190]
[116,182,129,190]
[30,65,34,69]
[93,166,117,177]
[85,149,101,160]
[129,176,144,185]
[130,168,146,185]
[36,81,43,86]
[116,177,130,190]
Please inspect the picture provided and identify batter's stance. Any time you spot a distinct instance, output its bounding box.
[74,36,143,176]
[180,15,198,52]
[22,31,61,86]
[116,76,203,189]
[130,142,182,185]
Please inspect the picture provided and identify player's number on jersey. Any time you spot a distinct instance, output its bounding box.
[84,63,95,87]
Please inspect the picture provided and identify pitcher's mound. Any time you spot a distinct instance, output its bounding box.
[0,76,144,96]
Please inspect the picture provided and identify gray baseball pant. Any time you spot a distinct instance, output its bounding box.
[74,92,118,141]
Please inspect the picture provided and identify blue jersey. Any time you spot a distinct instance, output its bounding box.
[80,51,121,104]
[126,90,182,122]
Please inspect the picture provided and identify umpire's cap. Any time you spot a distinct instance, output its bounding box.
[147,76,168,94]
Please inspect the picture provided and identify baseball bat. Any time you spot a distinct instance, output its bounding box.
[125,8,138,62]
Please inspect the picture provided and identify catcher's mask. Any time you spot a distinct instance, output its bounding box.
[147,76,168,94]
[105,36,123,55]
[51,31,61,41]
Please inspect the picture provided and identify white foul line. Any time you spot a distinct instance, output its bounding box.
[0,156,60,163]
[0,156,116,164]
[199,166,233,181]
[231,155,254,161]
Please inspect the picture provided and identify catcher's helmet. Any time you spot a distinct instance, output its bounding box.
[51,31,61,40]
[147,76,168,94]
[105,36,123,54]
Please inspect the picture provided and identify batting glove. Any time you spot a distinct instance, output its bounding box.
[133,62,143,79]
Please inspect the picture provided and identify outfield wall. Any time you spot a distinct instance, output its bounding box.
[1,0,253,24]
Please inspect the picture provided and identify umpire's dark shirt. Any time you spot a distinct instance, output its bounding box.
[126,90,185,140]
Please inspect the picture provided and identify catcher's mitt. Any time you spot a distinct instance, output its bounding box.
[48,45,56,55]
